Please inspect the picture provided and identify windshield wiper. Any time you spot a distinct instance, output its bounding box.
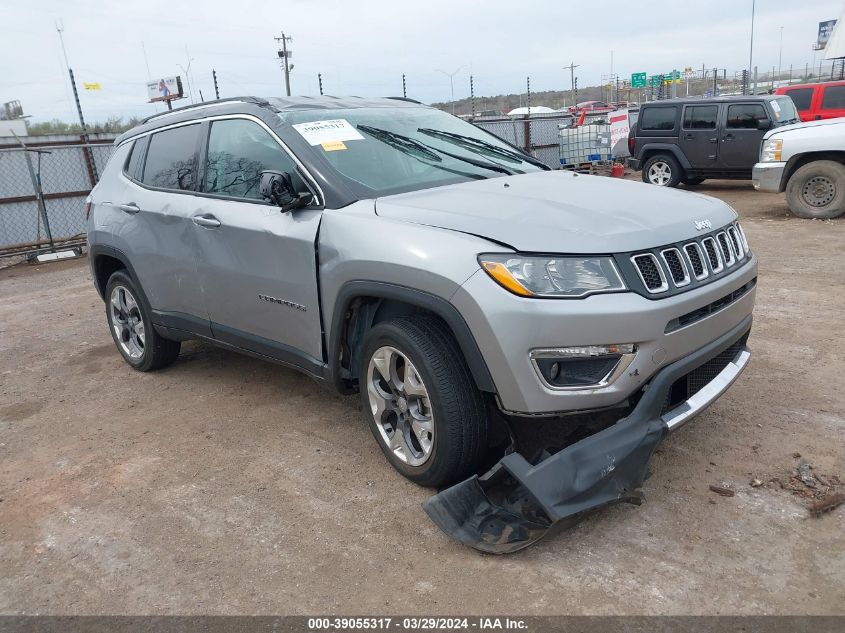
[417,128,550,171]
[358,124,512,176]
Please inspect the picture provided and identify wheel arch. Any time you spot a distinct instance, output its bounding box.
[639,144,691,170]
[782,151,845,193]
[90,244,137,300]
[328,281,497,396]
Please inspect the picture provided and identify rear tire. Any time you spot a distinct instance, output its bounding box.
[359,316,488,488]
[105,270,180,371]
[642,154,682,187]
[785,160,845,219]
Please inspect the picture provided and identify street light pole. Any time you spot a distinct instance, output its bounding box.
[436,66,464,114]
[748,0,756,90]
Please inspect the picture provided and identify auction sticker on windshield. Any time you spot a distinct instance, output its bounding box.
[293,119,365,146]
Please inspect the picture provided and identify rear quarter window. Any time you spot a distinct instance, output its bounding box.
[640,107,677,131]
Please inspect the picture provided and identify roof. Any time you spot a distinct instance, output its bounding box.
[506,106,557,115]
[640,95,781,106]
[117,95,426,145]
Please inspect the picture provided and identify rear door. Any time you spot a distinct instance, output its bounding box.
[190,116,324,368]
[122,123,209,333]
[719,102,769,171]
[679,104,719,169]
[816,84,845,120]
[781,86,816,122]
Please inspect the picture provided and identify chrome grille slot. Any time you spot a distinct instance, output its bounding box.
[702,237,724,273]
[631,254,668,293]
[661,248,690,287]
[727,226,744,259]
[684,242,709,280]
[717,232,736,267]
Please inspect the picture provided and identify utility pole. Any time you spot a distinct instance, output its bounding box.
[562,62,580,108]
[470,75,475,119]
[778,26,784,81]
[402,74,407,98]
[748,0,756,85]
[55,20,97,181]
[275,32,293,96]
[318,73,323,95]
[212,69,220,99]
[526,76,531,114]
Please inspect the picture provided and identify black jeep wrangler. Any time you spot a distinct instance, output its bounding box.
[629,95,800,187]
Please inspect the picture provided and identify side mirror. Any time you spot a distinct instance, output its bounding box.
[259,170,314,211]
[757,118,771,130]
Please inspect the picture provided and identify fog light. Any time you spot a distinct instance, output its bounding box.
[530,344,636,389]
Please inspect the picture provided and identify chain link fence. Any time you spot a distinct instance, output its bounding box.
[0,136,115,259]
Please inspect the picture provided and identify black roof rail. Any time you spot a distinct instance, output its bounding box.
[385,96,423,104]
[140,96,270,124]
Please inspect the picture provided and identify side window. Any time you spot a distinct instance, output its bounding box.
[821,86,845,110]
[682,105,718,129]
[785,88,813,111]
[124,136,148,180]
[726,104,768,129]
[204,119,304,200]
[141,124,200,190]
[640,107,677,131]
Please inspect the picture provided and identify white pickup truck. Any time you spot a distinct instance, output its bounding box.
[752,118,845,219]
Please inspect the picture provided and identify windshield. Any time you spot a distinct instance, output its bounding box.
[278,106,547,197]
[771,97,800,126]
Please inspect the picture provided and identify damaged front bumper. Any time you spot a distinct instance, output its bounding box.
[423,316,753,554]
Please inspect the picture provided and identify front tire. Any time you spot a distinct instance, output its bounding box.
[105,270,180,371]
[359,316,488,487]
[642,154,682,187]
[785,160,845,219]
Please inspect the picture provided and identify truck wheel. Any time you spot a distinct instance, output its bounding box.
[359,316,488,488]
[786,160,845,219]
[642,154,681,187]
[682,177,706,186]
[105,270,181,371]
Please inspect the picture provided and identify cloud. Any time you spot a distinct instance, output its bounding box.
[0,0,840,123]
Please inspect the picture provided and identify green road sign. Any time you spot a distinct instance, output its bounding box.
[631,72,646,88]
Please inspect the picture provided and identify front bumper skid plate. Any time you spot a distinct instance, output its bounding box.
[423,316,753,554]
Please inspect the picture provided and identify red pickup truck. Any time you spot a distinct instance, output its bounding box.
[775,80,845,122]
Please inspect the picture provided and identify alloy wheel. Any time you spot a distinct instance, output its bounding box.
[647,161,672,186]
[366,345,434,466]
[110,285,145,360]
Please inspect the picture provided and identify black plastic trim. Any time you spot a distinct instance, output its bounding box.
[328,281,497,394]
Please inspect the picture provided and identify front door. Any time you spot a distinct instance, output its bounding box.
[719,102,769,171]
[190,117,324,370]
[679,104,719,170]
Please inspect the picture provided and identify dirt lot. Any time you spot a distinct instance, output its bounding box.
[1,180,843,615]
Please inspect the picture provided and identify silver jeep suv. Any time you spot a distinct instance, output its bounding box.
[87,96,757,552]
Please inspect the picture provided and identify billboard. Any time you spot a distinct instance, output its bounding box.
[146,76,184,103]
[817,20,837,49]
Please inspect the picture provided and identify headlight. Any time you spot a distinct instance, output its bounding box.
[479,254,626,298]
[760,138,783,162]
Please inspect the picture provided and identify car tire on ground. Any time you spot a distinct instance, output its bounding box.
[105,270,181,371]
[642,154,682,187]
[785,160,845,219]
[682,177,706,186]
[359,315,488,488]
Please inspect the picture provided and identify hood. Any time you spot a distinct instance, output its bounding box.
[375,171,737,253]
[765,117,845,139]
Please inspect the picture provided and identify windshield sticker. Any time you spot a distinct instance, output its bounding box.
[321,140,347,152]
[293,119,364,146]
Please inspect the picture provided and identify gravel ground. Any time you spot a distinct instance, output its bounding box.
[0,180,843,615]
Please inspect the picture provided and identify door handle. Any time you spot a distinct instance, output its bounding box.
[723,134,734,141]
[107,202,140,214]
[193,214,221,228]
[708,137,717,143]
[683,133,694,140]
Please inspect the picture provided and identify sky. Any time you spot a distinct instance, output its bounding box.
[1,0,843,124]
